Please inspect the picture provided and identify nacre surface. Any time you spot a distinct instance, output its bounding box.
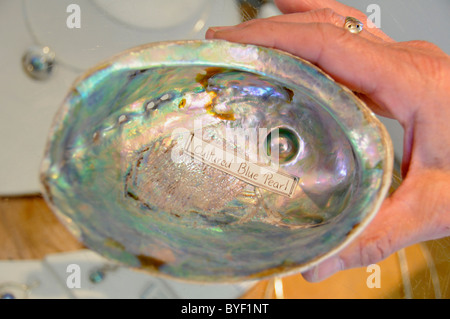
[40,40,393,282]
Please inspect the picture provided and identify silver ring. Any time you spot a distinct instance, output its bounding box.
[344,17,363,34]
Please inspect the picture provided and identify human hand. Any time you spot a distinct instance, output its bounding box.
[206,0,450,282]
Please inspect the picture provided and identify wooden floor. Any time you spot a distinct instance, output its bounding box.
[0,195,84,260]
[1,195,448,299]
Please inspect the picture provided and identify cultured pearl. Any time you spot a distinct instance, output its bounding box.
[266,127,300,164]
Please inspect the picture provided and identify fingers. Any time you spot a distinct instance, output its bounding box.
[209,8,385,43]
[302,169,450,282]
[258,9,385,43]
[402,40,448,56]
[207,20,407,120]
[274,0,393,42]
[260,9,345,26]
[302,198,407,282]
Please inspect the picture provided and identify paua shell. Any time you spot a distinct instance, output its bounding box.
[40,40,393,282]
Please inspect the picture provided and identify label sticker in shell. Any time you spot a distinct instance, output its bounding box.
[184,134,299,197]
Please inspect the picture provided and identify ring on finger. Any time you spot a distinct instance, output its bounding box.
[344,17,363,34]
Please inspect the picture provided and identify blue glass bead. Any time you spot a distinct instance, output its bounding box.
[1,293,16,299]
[89,269,105,283]
[22,46,55,81]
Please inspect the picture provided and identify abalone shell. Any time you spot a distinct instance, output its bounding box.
[40,40,393,282]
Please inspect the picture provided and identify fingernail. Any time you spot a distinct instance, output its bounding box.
[208,26,235,32]
[206,26,236,39]
[302,257,344,282]
[311,265,320,282]
[205,27,221,39]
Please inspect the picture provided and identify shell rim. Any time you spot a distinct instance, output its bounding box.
[39,39,394,283]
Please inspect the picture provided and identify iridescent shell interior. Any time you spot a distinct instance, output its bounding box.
[40,40,393,282]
